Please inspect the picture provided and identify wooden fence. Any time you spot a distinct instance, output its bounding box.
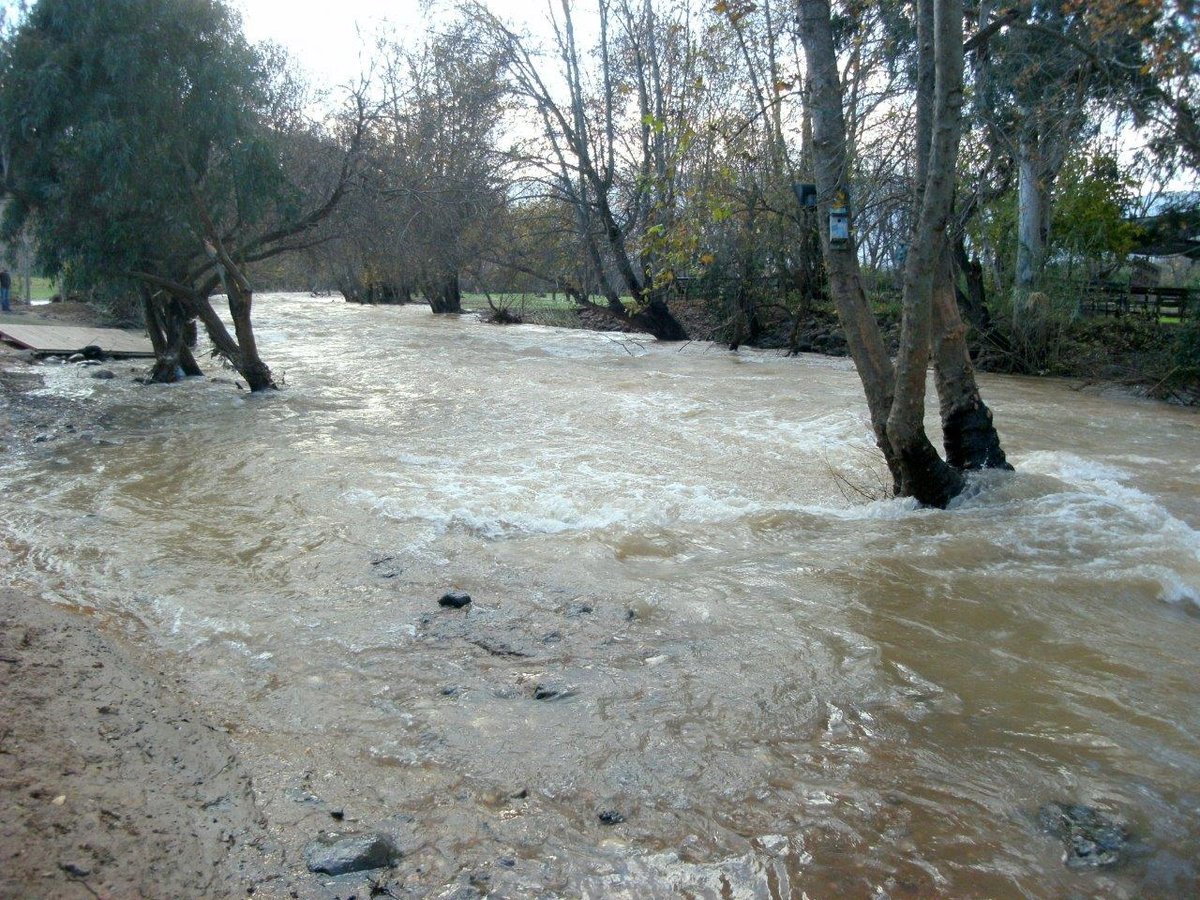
[1078,282,1191,319]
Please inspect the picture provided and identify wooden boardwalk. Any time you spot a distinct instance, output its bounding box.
[0,323,155,357]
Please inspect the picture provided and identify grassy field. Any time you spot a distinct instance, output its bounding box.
[13,276,57,301]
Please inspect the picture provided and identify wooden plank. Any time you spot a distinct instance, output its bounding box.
[0,324,155,357]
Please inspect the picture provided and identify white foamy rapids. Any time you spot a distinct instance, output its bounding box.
[346,470,771,543]
[962,451,1200,607]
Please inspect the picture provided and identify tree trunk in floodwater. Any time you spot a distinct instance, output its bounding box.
[931,249,1011,471]
[885,0,966,507]
[631,292,688,342]
[225,279,275,392]
[427,273,462,314]
[143,288,202,384]
[796,0,903,493]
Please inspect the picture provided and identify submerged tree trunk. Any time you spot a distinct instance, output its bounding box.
[426,272,462,314]
[630,291,688,342]
[886,0,965,507]
[799,0,1003,508]
[142,287,202,384]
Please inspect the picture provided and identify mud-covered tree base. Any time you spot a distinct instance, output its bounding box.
[631,297,688,341]
[943,400,1012,471]
[895,434,967,509]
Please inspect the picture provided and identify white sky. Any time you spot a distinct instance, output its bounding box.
[236,0,563,89]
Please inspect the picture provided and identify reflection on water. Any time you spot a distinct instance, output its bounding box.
[1,295,1198,896]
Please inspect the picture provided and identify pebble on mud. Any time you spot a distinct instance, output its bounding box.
[1038,802,1129,869]
[532,682,574,701]
[304,832,398,876]
[439,590,472,609]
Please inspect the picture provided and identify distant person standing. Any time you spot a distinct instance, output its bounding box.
[0,269,10,312]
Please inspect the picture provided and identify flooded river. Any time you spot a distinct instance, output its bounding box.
[2,295,1198,897]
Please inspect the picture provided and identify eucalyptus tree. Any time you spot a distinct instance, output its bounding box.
[965,1,1192,294]
[0,0,365,390]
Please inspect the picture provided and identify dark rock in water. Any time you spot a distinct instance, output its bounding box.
[532,682,574,701]
[597,809,625,826]
[91,369,116,380]
[305,832,398,875]
[1039,802,1128,869]
[67,353,85,363]
[439,590,472,609]
[79,344,105,361]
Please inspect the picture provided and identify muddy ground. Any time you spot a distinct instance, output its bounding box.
[2,307,314,899]
[0,590,279,899]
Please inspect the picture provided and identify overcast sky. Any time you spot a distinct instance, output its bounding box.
[236,0,560,88]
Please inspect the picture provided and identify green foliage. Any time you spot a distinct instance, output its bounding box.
[1050,149,1139,271]
[0,0,288,288]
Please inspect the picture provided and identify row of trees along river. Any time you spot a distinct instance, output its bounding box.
[1,0,1198,508]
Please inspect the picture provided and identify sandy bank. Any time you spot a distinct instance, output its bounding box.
[0,590,278,898]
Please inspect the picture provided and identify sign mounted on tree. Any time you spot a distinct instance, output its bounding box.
[829,191,850,247]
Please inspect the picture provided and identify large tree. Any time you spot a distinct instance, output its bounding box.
[798,0,1008,507]
[0,0,364,390]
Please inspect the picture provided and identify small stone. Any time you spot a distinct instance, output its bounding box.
[59,862,91,878]
[597,810,624,826]
[329,809,345,821]
[439,590,472,609]
[91,370,116,380]
[304,832,398,876]
[532,683,574,701]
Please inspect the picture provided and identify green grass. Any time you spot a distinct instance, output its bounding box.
[13,276,57,301]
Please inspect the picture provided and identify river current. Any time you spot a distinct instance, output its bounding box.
[2,295,1198,897]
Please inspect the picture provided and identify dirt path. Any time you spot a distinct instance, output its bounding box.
[0,590,282,899]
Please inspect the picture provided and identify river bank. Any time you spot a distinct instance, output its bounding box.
[0,590,278,898]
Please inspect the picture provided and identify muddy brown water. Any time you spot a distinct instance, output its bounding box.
[1,295,1197,897]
